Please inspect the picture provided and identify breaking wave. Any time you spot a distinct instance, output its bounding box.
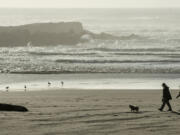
[1,31,180,74]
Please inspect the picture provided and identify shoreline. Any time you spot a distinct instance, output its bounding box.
[6,72,180,74]
[1,73,180,90]
[0,88,179,93]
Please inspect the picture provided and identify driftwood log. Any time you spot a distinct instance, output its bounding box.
[0,103,28,112]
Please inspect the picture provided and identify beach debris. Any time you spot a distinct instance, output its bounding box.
[0,103,28,112]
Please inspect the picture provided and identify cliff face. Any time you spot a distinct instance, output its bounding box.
[0,22,84,46]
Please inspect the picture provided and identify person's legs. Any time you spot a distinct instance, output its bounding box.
[166,101,172,111]
[159,101,165,111]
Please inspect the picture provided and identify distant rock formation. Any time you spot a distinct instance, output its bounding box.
[0,103,28,112]
[0,22,142,47]
[0,22,84,46]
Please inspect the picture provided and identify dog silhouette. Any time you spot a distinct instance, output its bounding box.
[129,105,139,112]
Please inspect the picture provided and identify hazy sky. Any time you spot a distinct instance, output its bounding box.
[0,0,179,8]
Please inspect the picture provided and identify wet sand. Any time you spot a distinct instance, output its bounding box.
[0,89,180,135]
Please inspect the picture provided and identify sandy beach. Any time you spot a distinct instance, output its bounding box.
[0,89,180,135]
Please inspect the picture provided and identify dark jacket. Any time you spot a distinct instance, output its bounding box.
[163,86,172,101]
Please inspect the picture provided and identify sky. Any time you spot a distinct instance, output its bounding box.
[0,0,179,8]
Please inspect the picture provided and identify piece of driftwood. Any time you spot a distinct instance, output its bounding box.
[0,103,28,112]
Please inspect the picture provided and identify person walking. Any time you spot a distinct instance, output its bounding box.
[159,83,172,111]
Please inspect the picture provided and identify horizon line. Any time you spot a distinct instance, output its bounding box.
[0,7,180,9]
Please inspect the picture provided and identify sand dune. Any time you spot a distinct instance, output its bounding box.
[0,90,180,135]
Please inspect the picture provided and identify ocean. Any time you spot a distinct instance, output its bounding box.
[0,8,180,90]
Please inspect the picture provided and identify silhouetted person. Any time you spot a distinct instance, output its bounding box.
[176,91,180,99]
[159,83,172,111]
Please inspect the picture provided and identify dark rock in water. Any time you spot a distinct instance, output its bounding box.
[0,22,84,46]
[0,103,28,112]
[0,22,142,47]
